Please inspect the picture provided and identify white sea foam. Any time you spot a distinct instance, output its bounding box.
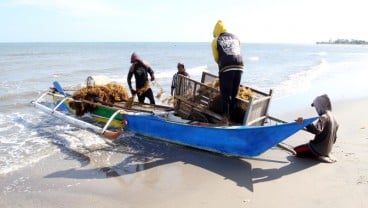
[273,59,329,99]
[0,111,115,175]
[0,113,57,175]
[247,56,260,61]
[313,51,327,56]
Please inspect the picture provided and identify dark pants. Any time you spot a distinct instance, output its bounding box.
[219,70,243,117]
[138,88,155,104]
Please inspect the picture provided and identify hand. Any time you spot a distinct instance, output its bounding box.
[150,76,155,82]
[130,89,137,95]
[295,117,304,124]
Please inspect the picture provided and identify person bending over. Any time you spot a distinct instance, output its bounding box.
[127,52,155,104]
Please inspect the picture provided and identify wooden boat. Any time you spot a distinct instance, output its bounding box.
[31,74,317,157]
[122,113,316,157]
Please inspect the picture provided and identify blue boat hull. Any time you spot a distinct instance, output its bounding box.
[124,114,317,157]
[47,81,317,157]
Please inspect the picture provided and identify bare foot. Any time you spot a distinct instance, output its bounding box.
[318,155,337,163]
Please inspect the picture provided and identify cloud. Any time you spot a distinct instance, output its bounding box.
[12,0,125,17]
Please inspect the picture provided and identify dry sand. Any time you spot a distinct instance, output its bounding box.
[1,97,367,208]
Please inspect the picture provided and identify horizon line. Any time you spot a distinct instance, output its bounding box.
[0,41,317,45]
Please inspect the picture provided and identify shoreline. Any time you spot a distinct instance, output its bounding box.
[1,97,367,208]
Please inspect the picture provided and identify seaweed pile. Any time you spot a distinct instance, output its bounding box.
[205,80,255,123]
[69,84,129,116]
[204,79,255,100]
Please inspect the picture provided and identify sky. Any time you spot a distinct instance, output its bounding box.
[0,0,367,43]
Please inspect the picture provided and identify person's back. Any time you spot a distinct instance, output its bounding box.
[212,20,243,72]
[211,20,244,124]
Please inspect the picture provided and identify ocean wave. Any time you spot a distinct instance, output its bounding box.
[273,59,330,98]
[311,51,327,56]
[152,65,209,80]
[0,110,119,175]
[4,52,64,58]
[0,112,57,175]
[0,90,40,101]
[247,56,260,61]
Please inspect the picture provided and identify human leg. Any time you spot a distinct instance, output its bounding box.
[229,70,242,111]
[294,144,318,159]
[137,94,145,103]
[145,88,155,104]
[219,72,232,116]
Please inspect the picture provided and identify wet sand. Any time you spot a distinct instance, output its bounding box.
[1,97,367,208]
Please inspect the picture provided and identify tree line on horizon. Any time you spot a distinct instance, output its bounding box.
[316,39,368,45]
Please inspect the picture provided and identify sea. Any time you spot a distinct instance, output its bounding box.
[0,42,367,176]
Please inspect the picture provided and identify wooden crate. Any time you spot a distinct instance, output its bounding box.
[174,72,273,126]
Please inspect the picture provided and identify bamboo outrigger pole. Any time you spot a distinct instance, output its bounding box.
[31,92,123,140]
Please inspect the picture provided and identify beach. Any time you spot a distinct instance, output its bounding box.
[1,96,367,208]
[1,42,368,207]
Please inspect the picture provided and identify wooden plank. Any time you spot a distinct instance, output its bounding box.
[176,94,223,121]
[246,116,267,126]
[177,72,275,126]
[251,96,271,105]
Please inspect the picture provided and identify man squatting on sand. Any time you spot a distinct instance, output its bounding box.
[295,94,339,163]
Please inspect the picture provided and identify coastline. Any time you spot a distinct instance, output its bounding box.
[1,97,367,208]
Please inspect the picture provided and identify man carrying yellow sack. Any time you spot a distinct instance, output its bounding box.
[211,20,244,124]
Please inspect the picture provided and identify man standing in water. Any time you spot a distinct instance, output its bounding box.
[211,20,244,124]
[127,52,156,104]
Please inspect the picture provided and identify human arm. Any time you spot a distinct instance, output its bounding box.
[296,116,323,134]
[333,124,339,144]
[295,116,325,135]
[141,61,155,81]
[211,37,219,63]
[171,74,177,96]
[305,116,326,135]
[127,66,136,94]
[148,66,155,81]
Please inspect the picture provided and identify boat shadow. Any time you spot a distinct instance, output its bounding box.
[45,134,319,191]
[251,156,319,184]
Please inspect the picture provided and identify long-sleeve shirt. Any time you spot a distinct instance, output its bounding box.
[127,60,154,90]
[307,94,339,156]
